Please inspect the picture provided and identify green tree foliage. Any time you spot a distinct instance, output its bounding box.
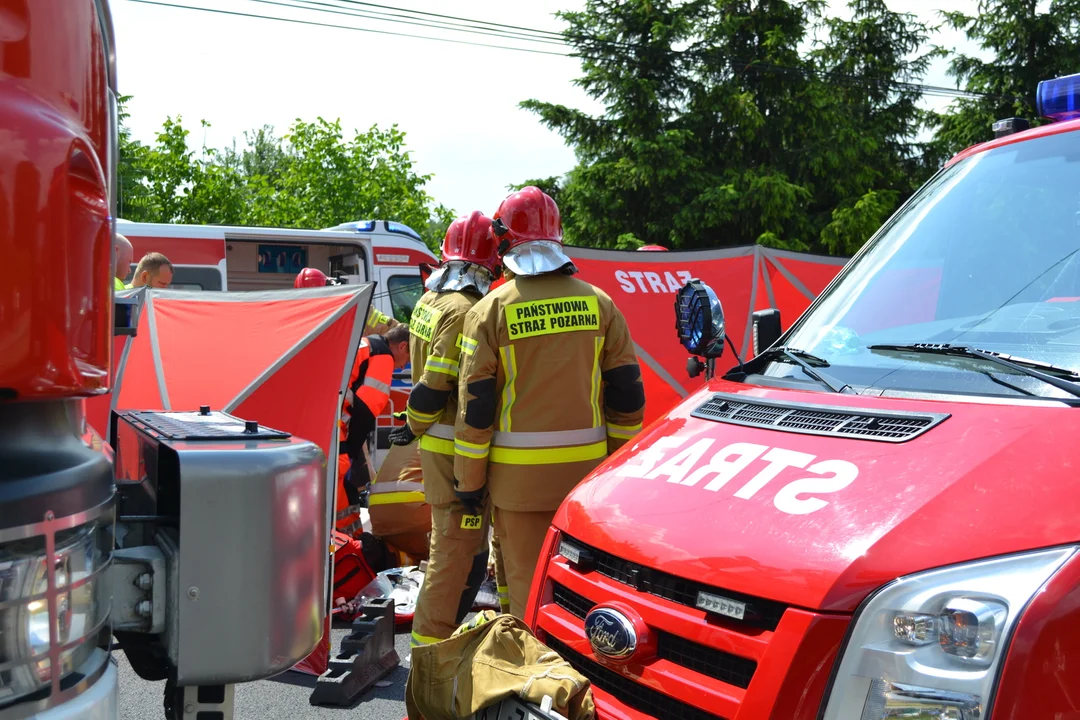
[931,0,1080,157]
[521,0,944,254]
[812,0,939,253]
[117,104,453,249]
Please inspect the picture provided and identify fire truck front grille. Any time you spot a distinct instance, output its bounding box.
[561,537,787,631]
[552,583,758,689]
[691,392,948,442]
[658,633,756,689]
[553,582,596,619]
[544,636,728,720]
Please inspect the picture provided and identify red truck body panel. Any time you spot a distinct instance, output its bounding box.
[555,380,1080,613]
[531,380,1080,717]
[0,0,115,399]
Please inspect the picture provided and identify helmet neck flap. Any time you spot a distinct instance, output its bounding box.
[425,260,496,295]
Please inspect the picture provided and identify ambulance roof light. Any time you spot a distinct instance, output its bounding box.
[1037,72,1080,122]
[326,220,376,233]
[385,221,423,242]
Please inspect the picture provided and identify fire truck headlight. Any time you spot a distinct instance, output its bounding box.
[0,522,111,704]
[820,546,1076,720]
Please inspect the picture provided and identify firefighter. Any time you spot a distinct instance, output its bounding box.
[336,324,411,536]
[387,210,501,647]
[454,187,646,618]
[293,267,401,336]
[368,440,431,565]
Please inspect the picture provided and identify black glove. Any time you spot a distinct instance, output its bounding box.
[454,487,486,517]
[388,423,416,446]
[392,410,407,421]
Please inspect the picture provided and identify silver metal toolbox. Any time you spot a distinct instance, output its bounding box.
[113,409,327,685]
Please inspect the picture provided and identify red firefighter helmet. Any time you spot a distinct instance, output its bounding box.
[492,186,562,250]
[638,244,669,251]
[441,211,500,273]
[491,187,573,276]
[294,268,329,288]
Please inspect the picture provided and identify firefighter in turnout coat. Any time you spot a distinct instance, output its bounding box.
[454,187,646,618]
[388,210,502,647]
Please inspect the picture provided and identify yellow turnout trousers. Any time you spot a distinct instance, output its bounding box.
[492,506,556,620]
[490,511,510,614]
[410,446,491,647]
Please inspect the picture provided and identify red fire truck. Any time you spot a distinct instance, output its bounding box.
[525,77,1080,718]
[1,3,331,718]
[0,0,121,714]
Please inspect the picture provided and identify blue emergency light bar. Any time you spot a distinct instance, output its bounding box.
[1037,72,1080,122]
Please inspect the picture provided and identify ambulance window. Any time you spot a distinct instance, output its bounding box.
[163,267,223,292]
[123,266,223,291]
[329,247,368,282]
[386,275,423,323]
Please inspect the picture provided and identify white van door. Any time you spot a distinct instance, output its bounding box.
[369,266,426,470]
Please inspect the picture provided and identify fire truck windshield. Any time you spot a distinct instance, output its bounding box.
[769,127,1080,400]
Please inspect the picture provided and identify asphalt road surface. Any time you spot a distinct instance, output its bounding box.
[118,626,410,720]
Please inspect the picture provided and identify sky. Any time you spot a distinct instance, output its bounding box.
[112,0,983,221]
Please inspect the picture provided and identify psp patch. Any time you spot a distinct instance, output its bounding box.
[504,296,600,340]
[460,514,484,530]
[410,302,444,343]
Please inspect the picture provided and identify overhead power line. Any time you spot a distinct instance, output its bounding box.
[251,0,1003,101]
[257,0,569,47]
[124,0,573,57]
[125,0,1005,101]
[325,0,566,40]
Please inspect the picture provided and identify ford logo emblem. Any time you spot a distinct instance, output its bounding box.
[584,607,638,661]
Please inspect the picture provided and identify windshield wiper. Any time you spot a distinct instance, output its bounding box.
[868,343,1080,400]
[734,346,850,394]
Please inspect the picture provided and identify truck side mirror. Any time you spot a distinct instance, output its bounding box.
[752,309,782,356]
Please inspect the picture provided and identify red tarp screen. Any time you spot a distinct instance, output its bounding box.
[87,284,373,677]
[565,245,848,427]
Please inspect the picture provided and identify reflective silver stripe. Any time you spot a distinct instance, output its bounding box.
[492,426,607,448]
[460,336,479,355]
[590,336,605,427]
[370,481,425,494]
[424,356,459,376]
[426,423,455,440]
[364,376,391,394]
[336,504,366,519]
[454,440,490,459]
[499,345,517,431]
[341,519,365,535]
[345,389,355,405]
